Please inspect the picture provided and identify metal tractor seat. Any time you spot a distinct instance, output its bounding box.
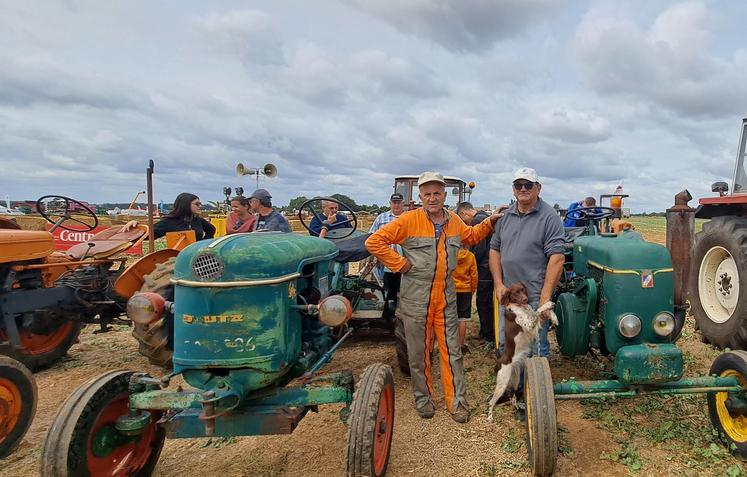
[66,225,148,260]
[333,233,372,263]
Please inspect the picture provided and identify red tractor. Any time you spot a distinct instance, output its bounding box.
[393,175,475,210]
[690,117,747,349]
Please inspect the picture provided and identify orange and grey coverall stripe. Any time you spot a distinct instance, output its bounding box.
[365,207,494,412]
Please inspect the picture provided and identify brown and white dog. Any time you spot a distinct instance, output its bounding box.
[487,283,558,421]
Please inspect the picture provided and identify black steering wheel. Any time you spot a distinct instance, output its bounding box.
[36,195,98,232]
[565,206,616,222]
[298,197,357,240]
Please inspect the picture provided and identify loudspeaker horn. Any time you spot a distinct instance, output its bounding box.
[236,163,257,176]
[263,163,277,178]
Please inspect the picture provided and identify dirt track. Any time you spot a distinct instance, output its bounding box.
[1,315,742,477]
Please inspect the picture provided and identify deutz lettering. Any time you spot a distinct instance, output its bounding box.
[182,314,243,324]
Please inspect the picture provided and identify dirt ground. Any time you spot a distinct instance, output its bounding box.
[1,314,744,477]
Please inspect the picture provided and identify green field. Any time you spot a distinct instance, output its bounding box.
[628,216,706,245]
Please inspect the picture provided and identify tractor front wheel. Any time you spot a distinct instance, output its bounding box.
[132,257,175,368]
[346,363,395,477]
[708,350,747,459]
[1,318,81,371]
[41,370,165,477]
[524,357,557,477]
[690,217,747,349]
[0,356,37,458]
[393,316,410,376]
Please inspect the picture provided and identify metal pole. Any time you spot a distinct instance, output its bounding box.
[146,160,155,254]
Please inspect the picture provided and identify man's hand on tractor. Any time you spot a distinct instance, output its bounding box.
[489,205,509,225]
[120,220,138,233]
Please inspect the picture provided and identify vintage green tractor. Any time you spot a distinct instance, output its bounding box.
[41,229,395,477]
[0,356,37,458]
[520,196,747,476]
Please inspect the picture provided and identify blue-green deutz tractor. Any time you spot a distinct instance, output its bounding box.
[40,227,395,476]
[522,195,747,476]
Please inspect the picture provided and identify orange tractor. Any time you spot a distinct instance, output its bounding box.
[0,195,185,371]
[0,356,36,458]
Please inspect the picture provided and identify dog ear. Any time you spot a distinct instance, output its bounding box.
[500,289,511,307]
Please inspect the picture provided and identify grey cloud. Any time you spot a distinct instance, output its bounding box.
[349,0,561,53]
[529,108,612,144]
[572,4,747,117]
[198,10,285,66]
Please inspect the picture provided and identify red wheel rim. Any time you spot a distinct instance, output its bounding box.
[0,377,22,443]
[371,383,394,475]
[0,320,75,356]
[86,393,159,476]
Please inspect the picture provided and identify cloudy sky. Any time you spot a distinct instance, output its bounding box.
[1,1,746,212]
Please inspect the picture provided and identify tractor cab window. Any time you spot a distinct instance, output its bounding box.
[733,122,747,193]
[394,180,412,204]
[443,181,463,210]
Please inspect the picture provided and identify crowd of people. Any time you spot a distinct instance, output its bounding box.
[127,167,565,425]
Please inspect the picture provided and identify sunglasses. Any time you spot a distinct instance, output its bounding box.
[513,181,536,191]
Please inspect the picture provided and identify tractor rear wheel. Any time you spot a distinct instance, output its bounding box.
[1,318,82,371]
[0,356,37,458]
[346,363,395,477]
[690,217,747,349]
[41,370,165,477]
[393,316,410,376]
[132,257,175,368]
[524,357,557,477]
[708,350,747,459]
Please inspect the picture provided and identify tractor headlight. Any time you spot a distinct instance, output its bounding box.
[127,292,167,325]
[653,312,676,337]
[318,295,352,327]
[618,314,642,338]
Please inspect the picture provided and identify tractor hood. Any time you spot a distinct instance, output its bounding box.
[573,230,672,276]
[173,232,338,283]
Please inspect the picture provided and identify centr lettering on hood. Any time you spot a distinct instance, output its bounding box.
[59,230,96,242]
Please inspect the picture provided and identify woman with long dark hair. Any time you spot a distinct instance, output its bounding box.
[122,192,215,240]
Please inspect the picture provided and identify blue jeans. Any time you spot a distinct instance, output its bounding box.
[497,300,550,358]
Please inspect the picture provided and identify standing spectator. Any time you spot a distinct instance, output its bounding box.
[369,193,406,300]
[226,196,256,234]
[366,171,504,423]
[309,200,353,236]
[456,202,497,347]
[453,243,477,353]
[249,189,292,233]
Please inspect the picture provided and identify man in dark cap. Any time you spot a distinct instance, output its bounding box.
[249,189,291,232]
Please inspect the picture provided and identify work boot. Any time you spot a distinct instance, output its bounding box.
[416,401,435,419]
[461,344,470,355]
[451,404,470,423]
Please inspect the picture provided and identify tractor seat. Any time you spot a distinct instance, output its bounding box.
[66,225,148,260]
[333,233,372,263]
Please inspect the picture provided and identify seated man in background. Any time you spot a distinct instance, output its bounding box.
[309,199,353,237]
[563,196,597,227]
[249,189,292,233]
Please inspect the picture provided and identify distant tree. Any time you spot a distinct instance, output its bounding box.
[19,205,32,214]
[286,196,309,212]
[330,193,359,211]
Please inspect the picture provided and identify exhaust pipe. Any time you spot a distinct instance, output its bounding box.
[666,190,695,341]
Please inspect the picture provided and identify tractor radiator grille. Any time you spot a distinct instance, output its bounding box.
[192,253,224,280]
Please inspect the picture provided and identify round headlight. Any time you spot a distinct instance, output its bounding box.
[618,314,642,338]
[127,292,166,325]
[318,295,352,327]
[653,312,675,337]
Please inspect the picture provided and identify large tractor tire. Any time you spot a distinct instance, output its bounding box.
[707,350,747,460]
[132,257,175,368]
[524,357,557,477]
[690,216,747,349]
[41,370,165,476]
[393,316,410,376]
[0,356,37,458]
[346,363,395,477]
[1,318,82,371]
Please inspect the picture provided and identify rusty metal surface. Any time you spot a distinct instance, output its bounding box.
[666,190,695,309]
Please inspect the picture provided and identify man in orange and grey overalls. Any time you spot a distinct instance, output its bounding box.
[366,172,503,423]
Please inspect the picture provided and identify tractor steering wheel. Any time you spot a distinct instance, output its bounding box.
[36,195,98,232]
[565,206,616,223]
[298,197,358,240]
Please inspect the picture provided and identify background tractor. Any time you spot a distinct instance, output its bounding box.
[42,227,395,477]
[0,356,36,458]
[689,117,747,350]
[393,174,474,210]
[517,197,747,476]
[0,195,149,370]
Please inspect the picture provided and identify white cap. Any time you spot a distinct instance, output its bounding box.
[417,171,446,187]
[512,167,539,183]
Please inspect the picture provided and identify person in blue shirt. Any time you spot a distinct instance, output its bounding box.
[563,196,597,227]
[309,200,353,236]
[248,189,291,233]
